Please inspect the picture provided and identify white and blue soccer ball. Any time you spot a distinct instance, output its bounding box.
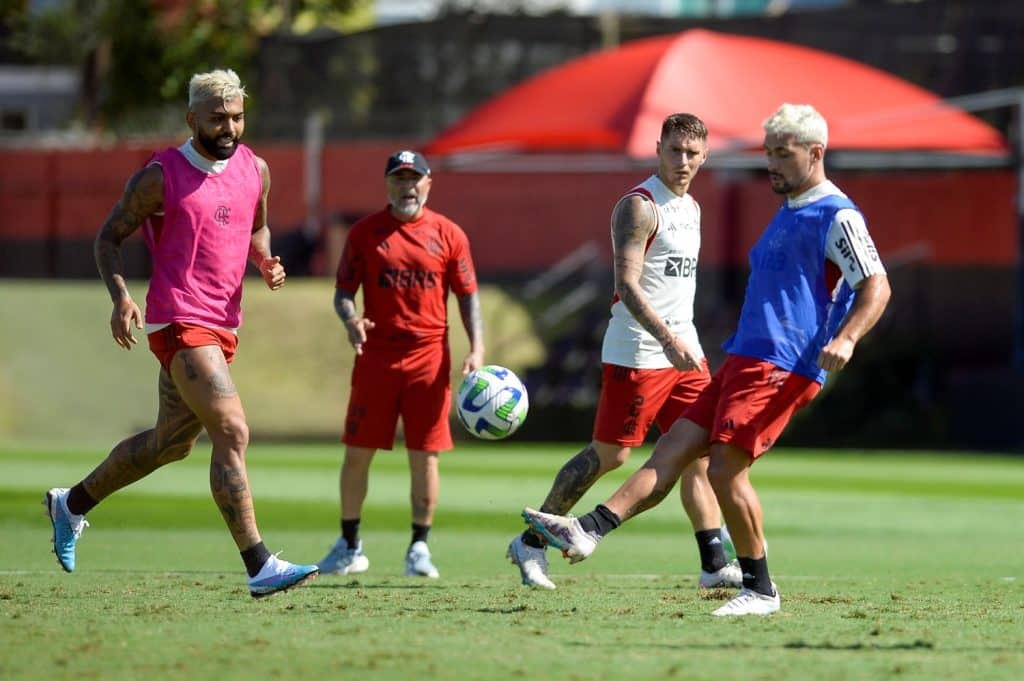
[455,365,529,440]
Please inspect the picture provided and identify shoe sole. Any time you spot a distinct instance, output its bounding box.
[699,577,743,589]
[521,510,569,553]
[43,491,73,574]
[319,563,370,577]
[521,511,591,564]
[712,606,779,616]
[404,570,440,578]
[250,570,319,599]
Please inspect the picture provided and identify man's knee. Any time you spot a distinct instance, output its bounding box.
[707,447,748,493]
[680,455,709,482]
[594,442,631,470]
[210,413,250,452]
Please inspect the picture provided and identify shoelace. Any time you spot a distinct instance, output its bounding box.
[70,518,90,539]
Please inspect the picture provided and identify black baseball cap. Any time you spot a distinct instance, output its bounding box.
[385,150,431,176]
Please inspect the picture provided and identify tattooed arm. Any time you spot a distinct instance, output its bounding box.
[456,291,485,374]
[611,195,700,371]
[94,164,164,350]
[250,156,285,290]
[334,288,374,355]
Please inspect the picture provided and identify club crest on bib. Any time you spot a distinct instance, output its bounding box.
[214,205,231,226]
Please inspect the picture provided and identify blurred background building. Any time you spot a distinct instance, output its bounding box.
[1,0,1022,449]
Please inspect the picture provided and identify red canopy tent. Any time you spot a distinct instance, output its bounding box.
[426,29,1007,158]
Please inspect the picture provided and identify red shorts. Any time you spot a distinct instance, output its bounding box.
[344,342,453,451]
[147,322,238,374]
[683,354,820,458]
[592,361,711,447]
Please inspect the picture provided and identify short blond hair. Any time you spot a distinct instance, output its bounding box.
[188,69,247,110]
[763,103,828,148]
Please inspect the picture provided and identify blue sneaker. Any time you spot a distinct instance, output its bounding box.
[248,553,319,598]
[44,487,89,573]
[318,537,370,576]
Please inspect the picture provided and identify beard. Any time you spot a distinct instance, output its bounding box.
[390,195,427,218]
[768,173,794,195]
[195,128,239,160]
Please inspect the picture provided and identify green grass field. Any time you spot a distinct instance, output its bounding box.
[2,442,1022,680]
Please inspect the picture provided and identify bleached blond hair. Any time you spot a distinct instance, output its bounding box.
[188,69,247,110]
[763,103,828,149]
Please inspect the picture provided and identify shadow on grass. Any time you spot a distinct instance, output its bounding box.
[784,640,934,650]
[307,580,452,591]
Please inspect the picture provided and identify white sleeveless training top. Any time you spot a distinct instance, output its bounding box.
[601,174,704,369]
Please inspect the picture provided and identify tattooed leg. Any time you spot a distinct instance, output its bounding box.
[539,442,630,515]
[170,345,261,550]
[82,369,202,502]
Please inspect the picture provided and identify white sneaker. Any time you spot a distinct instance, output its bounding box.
[521,507,598,564]
[506,535,556,590]
[318,537,370,576]
[248,553,319,598]
[404,540,439,578]
[699,560,743,589]
[712,583,780,616]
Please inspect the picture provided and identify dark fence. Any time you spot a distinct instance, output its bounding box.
[254,1,1024,141]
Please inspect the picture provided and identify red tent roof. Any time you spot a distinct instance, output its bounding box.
[427,29,1007,157]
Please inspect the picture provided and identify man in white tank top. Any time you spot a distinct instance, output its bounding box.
[509,114,741,591]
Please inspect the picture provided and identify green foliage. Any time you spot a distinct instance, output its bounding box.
[3,0,371,130]
[1,444,1023,680]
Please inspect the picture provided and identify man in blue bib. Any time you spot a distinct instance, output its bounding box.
[523,103,891,616]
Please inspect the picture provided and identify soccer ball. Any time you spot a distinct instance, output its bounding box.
[455,365,529,440]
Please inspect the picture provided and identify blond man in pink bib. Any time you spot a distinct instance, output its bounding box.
[43,69,318,598]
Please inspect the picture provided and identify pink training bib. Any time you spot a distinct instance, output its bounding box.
[142,144,262,329]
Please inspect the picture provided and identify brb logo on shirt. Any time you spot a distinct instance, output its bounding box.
[214,205,231,226]
[664,256,697,277]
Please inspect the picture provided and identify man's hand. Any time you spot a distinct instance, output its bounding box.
[110,296,143,350]
[818,336,855,372]
[461,349,485,375]
[344,317,376,355]
[663,336,702,372]
[259,256,286,290]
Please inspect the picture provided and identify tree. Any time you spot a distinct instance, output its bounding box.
[4,0,369,134]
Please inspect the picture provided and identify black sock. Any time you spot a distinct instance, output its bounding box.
[411,523,431,545]
[578,504,621,538]
[341,518,360,547]
[695,528,728,573]
[738,555,774,596]
[521,529,545,549]
[66,483,98,516]
[241,542,273,578]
